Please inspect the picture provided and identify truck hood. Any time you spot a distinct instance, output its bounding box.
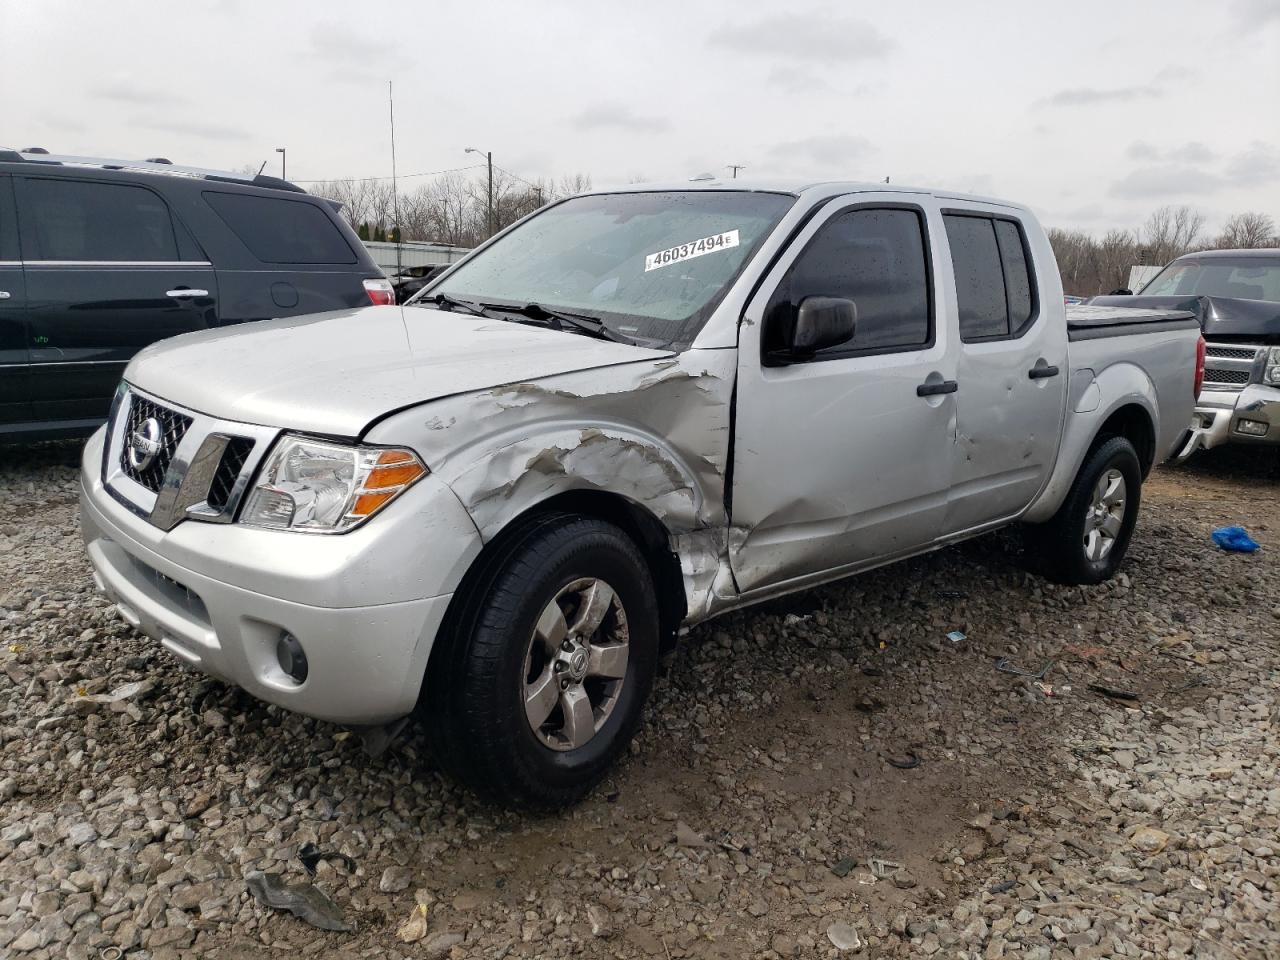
[1089,294,1280,340]
[125,305,674,437]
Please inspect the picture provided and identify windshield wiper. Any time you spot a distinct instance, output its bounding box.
[424,292,497,318]
[488,302,637,345]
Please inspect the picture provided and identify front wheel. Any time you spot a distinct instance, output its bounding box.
[423,515,659,808]
[1028,435,1143,585]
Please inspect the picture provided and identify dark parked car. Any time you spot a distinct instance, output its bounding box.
[0,149,391,440]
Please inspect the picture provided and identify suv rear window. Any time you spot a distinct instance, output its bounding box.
[203,192,355,264]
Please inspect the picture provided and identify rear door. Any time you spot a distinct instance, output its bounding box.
[0,175,31,429]
[16,175,218,425]
[940,207,1067,535]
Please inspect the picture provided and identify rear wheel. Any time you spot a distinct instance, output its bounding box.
[424,514,659,807]
[1028,435,1142,585]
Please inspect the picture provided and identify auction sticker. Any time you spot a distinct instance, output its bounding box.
[645,229,740,272]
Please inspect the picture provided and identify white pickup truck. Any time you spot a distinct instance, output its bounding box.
[80,180,1204,805]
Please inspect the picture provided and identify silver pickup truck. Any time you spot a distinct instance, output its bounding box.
[80,181,1203,805]
[1092,248,1280,457]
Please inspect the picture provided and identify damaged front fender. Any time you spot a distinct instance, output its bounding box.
[363,349,740,623]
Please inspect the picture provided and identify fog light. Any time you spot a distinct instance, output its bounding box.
[275,631,308,683]
[1235,419,1269,437]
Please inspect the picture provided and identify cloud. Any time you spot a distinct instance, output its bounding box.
[571,103,669,134]
[1234,0,1280,27]
[1168,142,1216,164]
[1109,165,1223,198]
[1110,141,1279,198]
[1127,141,1216,164]
[95,81,186,108]
[309,22,391,62]
[1041,86,1161,107]
[1225,141,1280,185]
[710,12,893,63]
[768,134,874,170]
[767,65,834,96]
[133,117,251,141]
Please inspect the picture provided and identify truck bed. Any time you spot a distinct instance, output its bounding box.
[1066,304,1200,341]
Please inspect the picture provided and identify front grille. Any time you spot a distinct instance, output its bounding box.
[119,396,193,491]
[1203,368,1251,386]
[206,437,255,511]
[1205,346,1259,361]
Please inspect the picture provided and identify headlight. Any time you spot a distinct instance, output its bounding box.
[240,435,426,533]
[1266,365,1280,386]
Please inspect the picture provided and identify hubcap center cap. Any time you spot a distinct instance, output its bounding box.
[560,643,589,683]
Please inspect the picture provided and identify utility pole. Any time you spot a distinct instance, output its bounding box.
[275,147,286,179]
[727,163,746,179]
[466,147,494,237]
[388,81,402,276]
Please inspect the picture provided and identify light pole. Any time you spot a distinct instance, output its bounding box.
[275,147,286,180]
[465,147,493,237]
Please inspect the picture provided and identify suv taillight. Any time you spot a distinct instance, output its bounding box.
[364,278,395,306]
[1193,334,1206,399]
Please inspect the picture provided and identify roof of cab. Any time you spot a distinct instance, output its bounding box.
[1170,248,1280,261]
[589,177,1027,211]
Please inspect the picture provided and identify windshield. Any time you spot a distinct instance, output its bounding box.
[1141,258,1280,302]
[411,190,795,346]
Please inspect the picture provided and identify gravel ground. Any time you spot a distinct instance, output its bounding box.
[0,441,1276,960]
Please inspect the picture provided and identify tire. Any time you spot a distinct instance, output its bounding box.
[423,514,659,808]
[1028,435,1143,585]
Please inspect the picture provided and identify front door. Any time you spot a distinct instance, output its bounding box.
[939,207,1067,535]
[0,176,30,429]
[730,197,959,594]
[15,175,218,426]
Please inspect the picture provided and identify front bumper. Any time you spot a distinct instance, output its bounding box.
[80,428,483,724]
[1177,385,1280,459]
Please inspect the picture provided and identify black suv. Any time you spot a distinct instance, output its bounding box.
[0,149,390,440]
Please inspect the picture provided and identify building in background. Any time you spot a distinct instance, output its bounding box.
[363,240,471,278]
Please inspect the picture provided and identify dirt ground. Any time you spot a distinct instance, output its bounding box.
[0,443,1276,959]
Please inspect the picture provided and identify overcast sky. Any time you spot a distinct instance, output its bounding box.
[4,0,1278,234]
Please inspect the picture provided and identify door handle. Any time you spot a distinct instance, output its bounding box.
[0,291,10,300]
[916,379,958,397]
[1028,364,1060,380]
[165,288,209,299]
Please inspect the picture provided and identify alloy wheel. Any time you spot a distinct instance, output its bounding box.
[523,577,630,751]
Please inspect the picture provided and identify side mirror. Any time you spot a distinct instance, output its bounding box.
[1109,288,1133,296]
[791,296,857,357]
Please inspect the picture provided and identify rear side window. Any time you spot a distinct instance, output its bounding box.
[766,207,932,357]
[945,213,1037,341]
[19,178,179,261]
[204,192,356,264]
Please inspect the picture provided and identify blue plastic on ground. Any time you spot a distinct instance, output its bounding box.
[1211,526,1260,553]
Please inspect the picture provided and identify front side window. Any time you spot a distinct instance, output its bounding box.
[418,190,795,347]
[764,207,932,358]
[945,213,1038,341]
[1141,259,1280,302]
[20,178,179,261]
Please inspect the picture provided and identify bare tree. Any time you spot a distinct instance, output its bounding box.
[1141,205,1205,265]
[310,168,594,247]
[1216,212,1277,249]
